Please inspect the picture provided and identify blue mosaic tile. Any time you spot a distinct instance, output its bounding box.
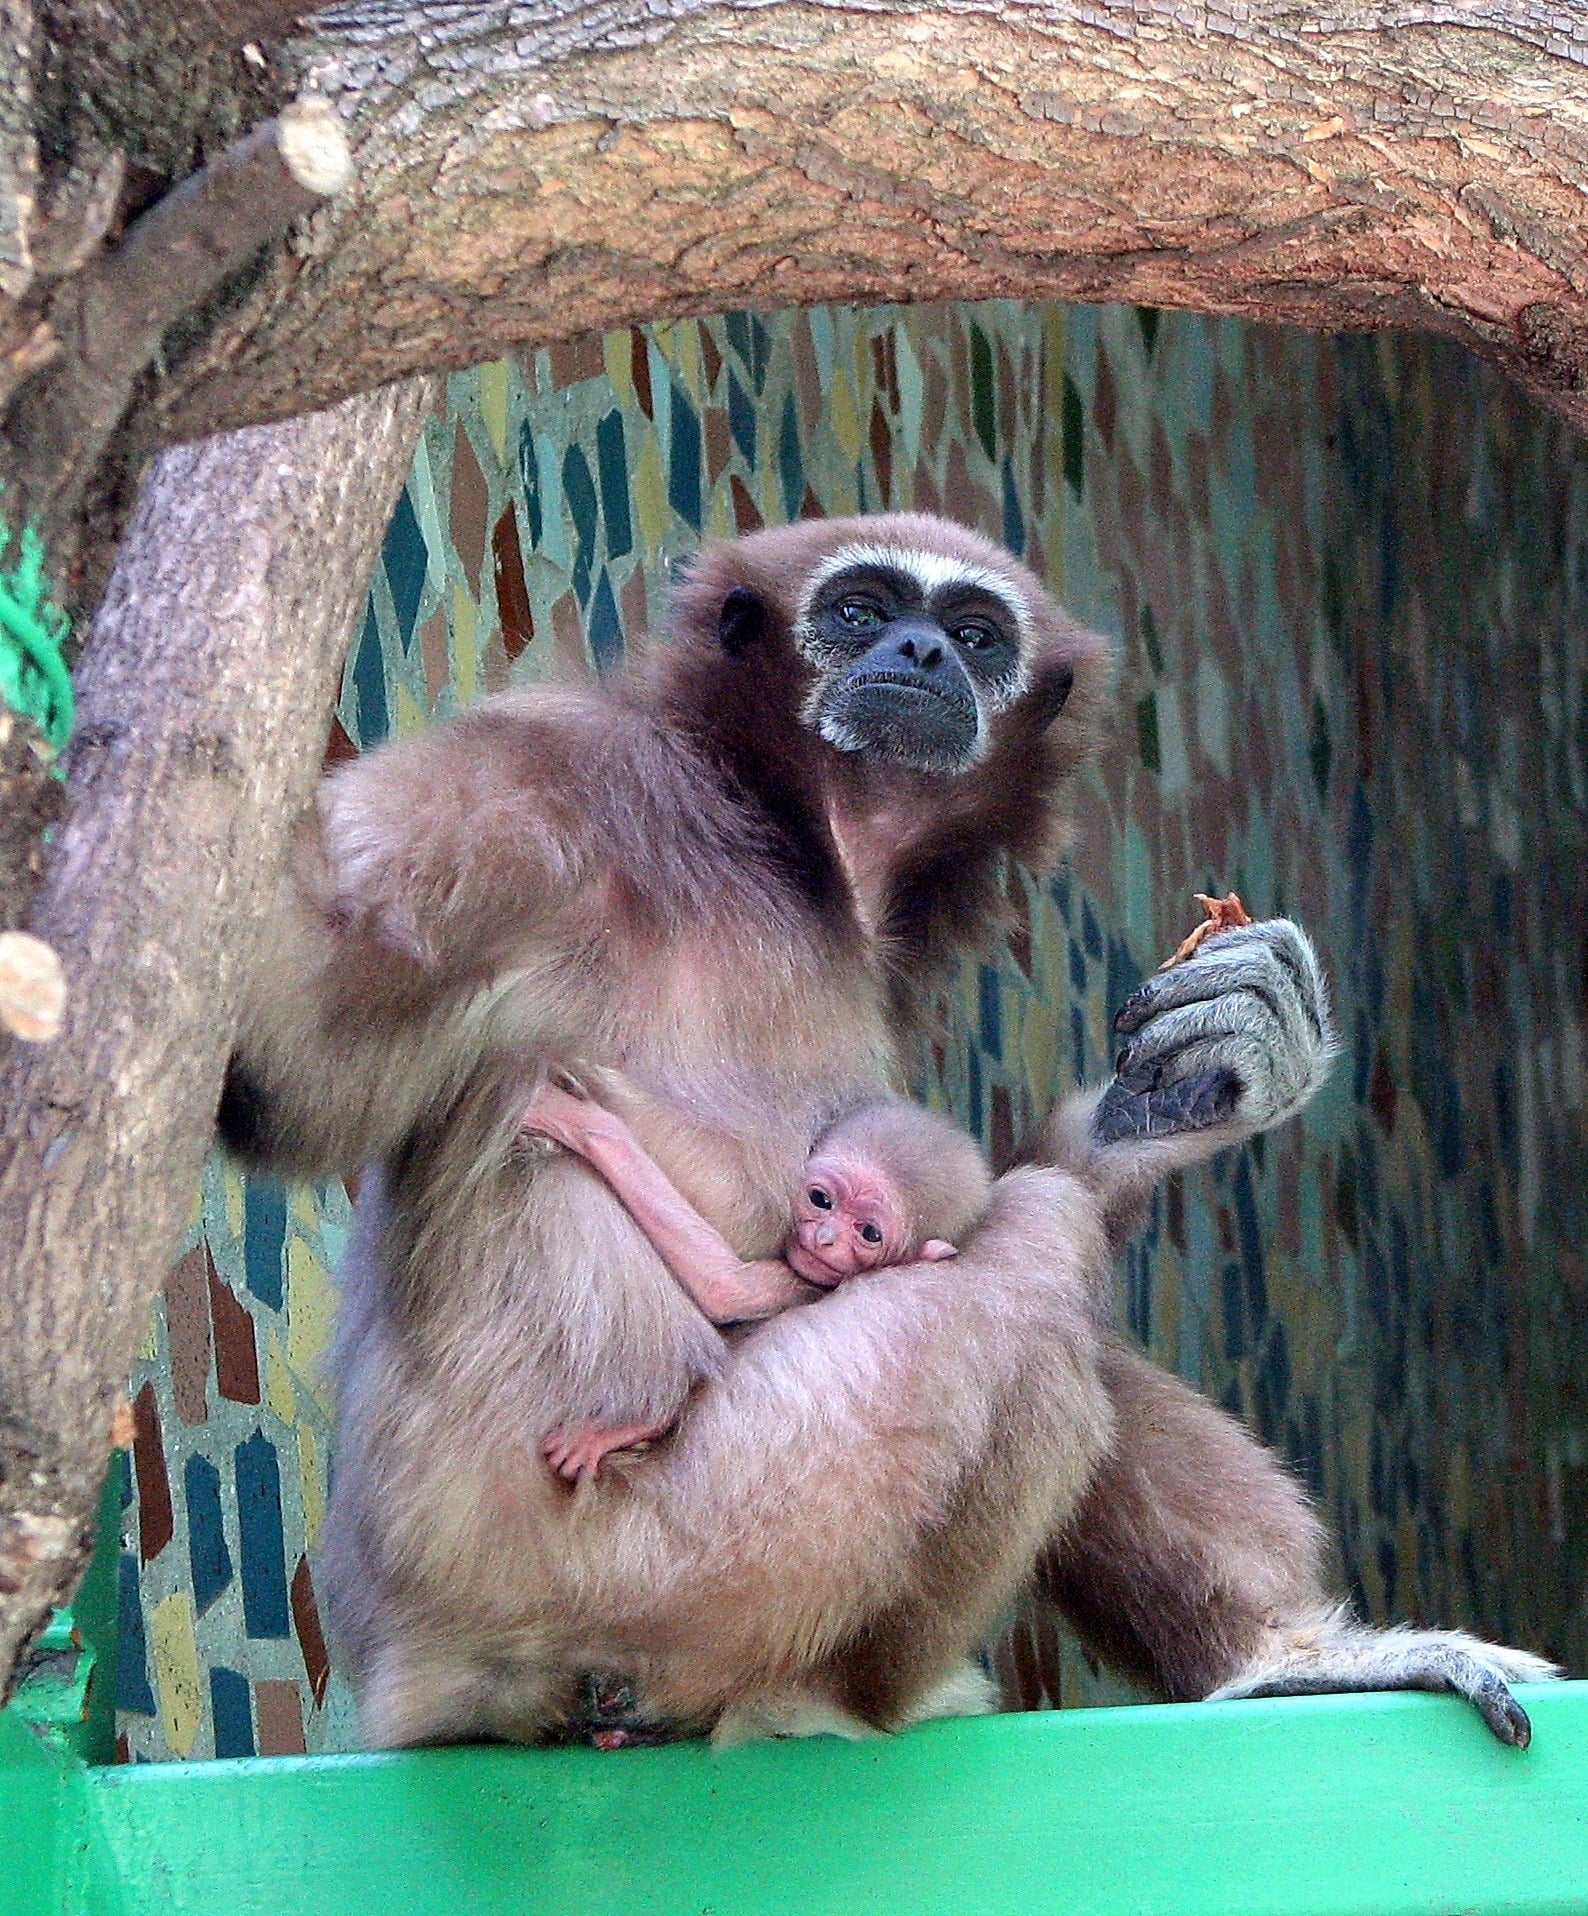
[563,444,598,603]
[185,1455,231,1618]
[668,385,702,532]
[234,1433,289,1640]
[241,1181,285,1310]
[209,1667,255,1758]
[382,488,427,648]
[728,374,756,469]
[350,606,389,747]
[587,570,623,672]
[116,1552,155,1716]
[596,411,633,560]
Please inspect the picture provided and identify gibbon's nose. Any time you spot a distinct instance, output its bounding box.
[815,1221,839,1247]
[890,621,946,673]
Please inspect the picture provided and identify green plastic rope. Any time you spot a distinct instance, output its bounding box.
[0,523,73,751]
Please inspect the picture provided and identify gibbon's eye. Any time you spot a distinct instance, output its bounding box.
[808,1187,834,1210]
[859,1221,883,1245]
[952,620,998,652]
[835,597,885,631]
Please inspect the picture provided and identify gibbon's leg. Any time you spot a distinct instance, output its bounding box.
[627,1167,1115,1737]
[1042,1344,1558,1747]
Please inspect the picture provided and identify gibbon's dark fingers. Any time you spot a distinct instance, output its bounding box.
[1114,919,1333,1047]
[1102,918,1336,1140]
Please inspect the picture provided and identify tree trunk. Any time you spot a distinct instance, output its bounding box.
[0,375,433,1699]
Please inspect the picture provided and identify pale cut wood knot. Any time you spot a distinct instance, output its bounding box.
[0,931,66,1042]
[278,94,353,198]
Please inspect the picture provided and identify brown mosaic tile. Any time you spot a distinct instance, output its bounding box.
[418,606,450,710]
[207,1265,260,1407]
[869,401,892,503]
[131,1382,173,1562]
[291,1555,331,1707]
[322,714,358,770]
[449,422,489,589]
[629,329,653,418]
[549,594,587,673]
[490,506,535,662]
[254,1680,307,1756]
[730,476,762,534]
[162,1245,212,1428]
[704,407,730,489]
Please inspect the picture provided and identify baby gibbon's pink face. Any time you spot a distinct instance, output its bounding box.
[785,1154,913,1287]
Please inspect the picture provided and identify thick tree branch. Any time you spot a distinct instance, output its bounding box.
[136,0,1588,444]
[0,374,434,1699]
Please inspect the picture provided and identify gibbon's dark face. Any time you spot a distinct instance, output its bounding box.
[794,543,1030,774]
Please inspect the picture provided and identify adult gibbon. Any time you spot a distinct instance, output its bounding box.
[222,513,1552,1748]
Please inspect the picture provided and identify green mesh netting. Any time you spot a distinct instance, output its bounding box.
[0,524,72,751]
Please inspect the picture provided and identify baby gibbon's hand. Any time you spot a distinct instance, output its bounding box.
[920,1240,959,1262]
[520,1081,605,1158]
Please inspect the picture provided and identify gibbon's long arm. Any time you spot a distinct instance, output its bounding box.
[222,697,600,1179]
[1037,915,1558,1746]
[522,1080,813,1325]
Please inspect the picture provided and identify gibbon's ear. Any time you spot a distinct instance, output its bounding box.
[719,586,767,656]
[1028,663,1075,729]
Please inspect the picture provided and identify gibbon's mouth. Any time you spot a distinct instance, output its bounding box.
[844,670,975,717]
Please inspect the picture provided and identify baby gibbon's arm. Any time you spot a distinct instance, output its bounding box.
[522,1082,813,1324]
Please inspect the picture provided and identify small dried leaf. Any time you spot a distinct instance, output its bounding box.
[1159,892,1252,970]
[0,930,66,1041]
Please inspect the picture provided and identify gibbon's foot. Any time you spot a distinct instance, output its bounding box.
[1210,1615,1561,1749]
[1094,918,1336,1148]
[543,1419,667,1483]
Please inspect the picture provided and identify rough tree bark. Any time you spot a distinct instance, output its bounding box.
[163,2,1588,445]
[0,376,433,1696]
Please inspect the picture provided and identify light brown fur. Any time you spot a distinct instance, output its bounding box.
[222,512,1548,1750]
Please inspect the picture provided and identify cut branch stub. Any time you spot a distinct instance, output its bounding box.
[7,90,352,577]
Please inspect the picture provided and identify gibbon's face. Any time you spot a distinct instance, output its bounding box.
[794,542,1031,774]
[784,1152,913,1286]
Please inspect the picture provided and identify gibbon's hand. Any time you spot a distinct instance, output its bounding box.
[1092,918,1337,1149]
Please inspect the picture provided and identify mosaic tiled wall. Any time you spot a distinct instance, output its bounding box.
[113,303,1588,1759]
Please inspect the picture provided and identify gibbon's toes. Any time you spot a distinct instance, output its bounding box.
[1211,1625,1558,1749]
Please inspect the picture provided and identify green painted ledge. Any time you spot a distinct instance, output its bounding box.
[5,1683,1588,1915]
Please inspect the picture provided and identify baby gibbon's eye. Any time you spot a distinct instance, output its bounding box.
[808,1187,834,1209]
[859,1221,883,1245]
